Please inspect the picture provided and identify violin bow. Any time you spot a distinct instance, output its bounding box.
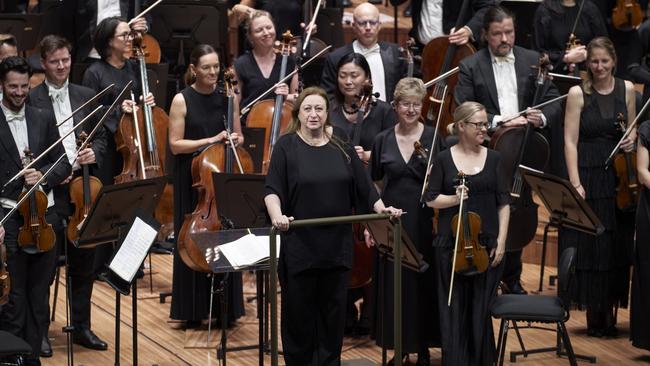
[423,67,459,89]
[568,0,587,42]
[420,85,447,203]
[605,94,650,167]
[128,0,163,26]
[498,93,568,125]
[226,130,245,173]
[56,83,114,128]
[448,173,467,306]
[129,91,148,179]
[302,0,324,53]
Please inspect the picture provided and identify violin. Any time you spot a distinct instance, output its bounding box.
[0,242,9,305]
[177,67,255,272]
[17,149,56,254]
[421,0,475,136]
[67,132,103,242]
[247,31,296,174]
[448,172,489,304]
[614,113,640,212]
[612,0,643,31]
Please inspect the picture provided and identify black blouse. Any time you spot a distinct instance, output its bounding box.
[329,100,396,151]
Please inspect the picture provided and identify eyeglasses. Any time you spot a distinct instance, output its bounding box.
[464,121,490,130]
[115,32,134,41]
[354,19,380,28]
[397,101,423,110]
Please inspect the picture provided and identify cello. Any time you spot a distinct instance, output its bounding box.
[114,30,174,241]
[421,0,475,135]
[246,31,296,174]
[177,68,255,272]
[612,0,643,31]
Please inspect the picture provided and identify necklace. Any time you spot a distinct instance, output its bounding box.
[342,104,358,114]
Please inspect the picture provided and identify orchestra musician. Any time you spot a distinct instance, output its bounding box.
[321,2,406,103]
[370,77,439,365]
[425,101,509,366]
[167,44,245,328]
[28,35,109,354]
[563,36,636,337]
[455,5,562,295]
[0,34,18,102]
[631,119,650,351]
[0,56,72,366]
[264,86,402,365]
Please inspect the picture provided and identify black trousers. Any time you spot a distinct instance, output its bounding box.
[501,250,523,287]
[280,266,348,366]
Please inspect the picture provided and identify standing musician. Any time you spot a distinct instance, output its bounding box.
[631,119,650,351]
[28,35,109,353]
[455,6,562,295]
[533,0,607,75]
[264,86,402,365]
[167,44,245,328]
[564,36,636,337]
[321,2,406,103]
[425,101,509,366]
[0,34,18,102]
[0,56,72,365]
[81,16,155,275]
[370,77,439,365]
[233,10,298,123]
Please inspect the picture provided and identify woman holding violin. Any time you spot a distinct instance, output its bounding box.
[631,120,650,351]
[564,36,636,337]
[234,10,298,124]
[265,86,402,365]
[168,44,245,327]
[533,0,607,75]
[370,78,439,365]
[425,101,509,366]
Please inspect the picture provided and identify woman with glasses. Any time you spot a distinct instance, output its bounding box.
[369,77,440,365]
[425,101,510,366]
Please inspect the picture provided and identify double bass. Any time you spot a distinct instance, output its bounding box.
[177,68,255,272]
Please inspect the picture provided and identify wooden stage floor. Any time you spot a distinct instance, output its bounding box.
[42,252,650,366]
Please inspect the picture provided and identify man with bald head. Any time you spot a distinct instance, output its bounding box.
[321,2,406,103]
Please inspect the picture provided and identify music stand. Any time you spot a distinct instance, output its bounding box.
[518,165,604,293]
[0,14,42,52]
[241,127,267,174]
[75,178,166,366]
[549,73,582,95]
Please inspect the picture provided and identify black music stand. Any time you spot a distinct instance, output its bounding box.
[241,127,267,174]
[0,14,42,52]
[75,177,165,366]
[365,219,427,366]
[549,73,582,95]
[518,165,604,293]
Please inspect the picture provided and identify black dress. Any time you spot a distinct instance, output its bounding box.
[561,79,631,314]
[265,133,379,365]
[631,121,650,350]
[329,100,396,151]
[370,125,440,352]
[534,2,607,74]
[170,86,245,323]
[426,148,510,366]
[233,51,296,124]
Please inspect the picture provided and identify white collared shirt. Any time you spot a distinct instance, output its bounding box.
[88,0,122,59]
[353,40,387,102]
[490,50,519,127]
[1,102,29,159]
[418,0,444,45]
[45,79,79,170]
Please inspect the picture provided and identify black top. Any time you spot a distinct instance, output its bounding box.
[265,133,379,274]
[426,148,510,248]
[330,100,396,151]
[81,59,142,133]
[234,51,296,118]
[534,2,607,73]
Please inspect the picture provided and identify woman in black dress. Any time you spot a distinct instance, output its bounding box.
[233,10,298,122]
[564,36,636,337]
[167,45,245,327]
[370,77,439,365]
[534,0,607,74]
[330,52,395,163]
[631,120,650,350]
[426,101,510,366]
[264,86,402,366]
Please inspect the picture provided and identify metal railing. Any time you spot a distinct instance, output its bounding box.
[269,213,404,366]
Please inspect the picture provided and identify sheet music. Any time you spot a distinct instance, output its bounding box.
[217,233,280,270]
[109,217,158,282]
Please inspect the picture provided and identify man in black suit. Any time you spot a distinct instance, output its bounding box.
[320,2,406,103]
[28,35,109,355]
[455,6,561,295]
[0,56,72,366]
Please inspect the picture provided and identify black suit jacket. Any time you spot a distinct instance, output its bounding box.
[0,105,72,219]
[454,46,561,126]
[28,82,108,217]
[320,42,406,103]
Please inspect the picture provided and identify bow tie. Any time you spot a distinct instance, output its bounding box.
[4,110,25,123]
[494,55,515,64]
[358,44,380,57]
[49,87,68,102]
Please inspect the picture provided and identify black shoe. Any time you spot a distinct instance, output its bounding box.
[502,281,528,295]
[416,349,430,366]
[387,353,409,366]
[603,325,618,337]
[41,336,52,358]
[587,327,604,338]
[73,329,108,351]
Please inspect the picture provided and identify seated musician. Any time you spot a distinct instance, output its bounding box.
[0,56,72,365]
[454,5,562,295]
[321,2,406,103]
[425,101,509,366]
[28,34,109,354]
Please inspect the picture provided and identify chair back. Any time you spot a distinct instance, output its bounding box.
[557,247,576,307]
